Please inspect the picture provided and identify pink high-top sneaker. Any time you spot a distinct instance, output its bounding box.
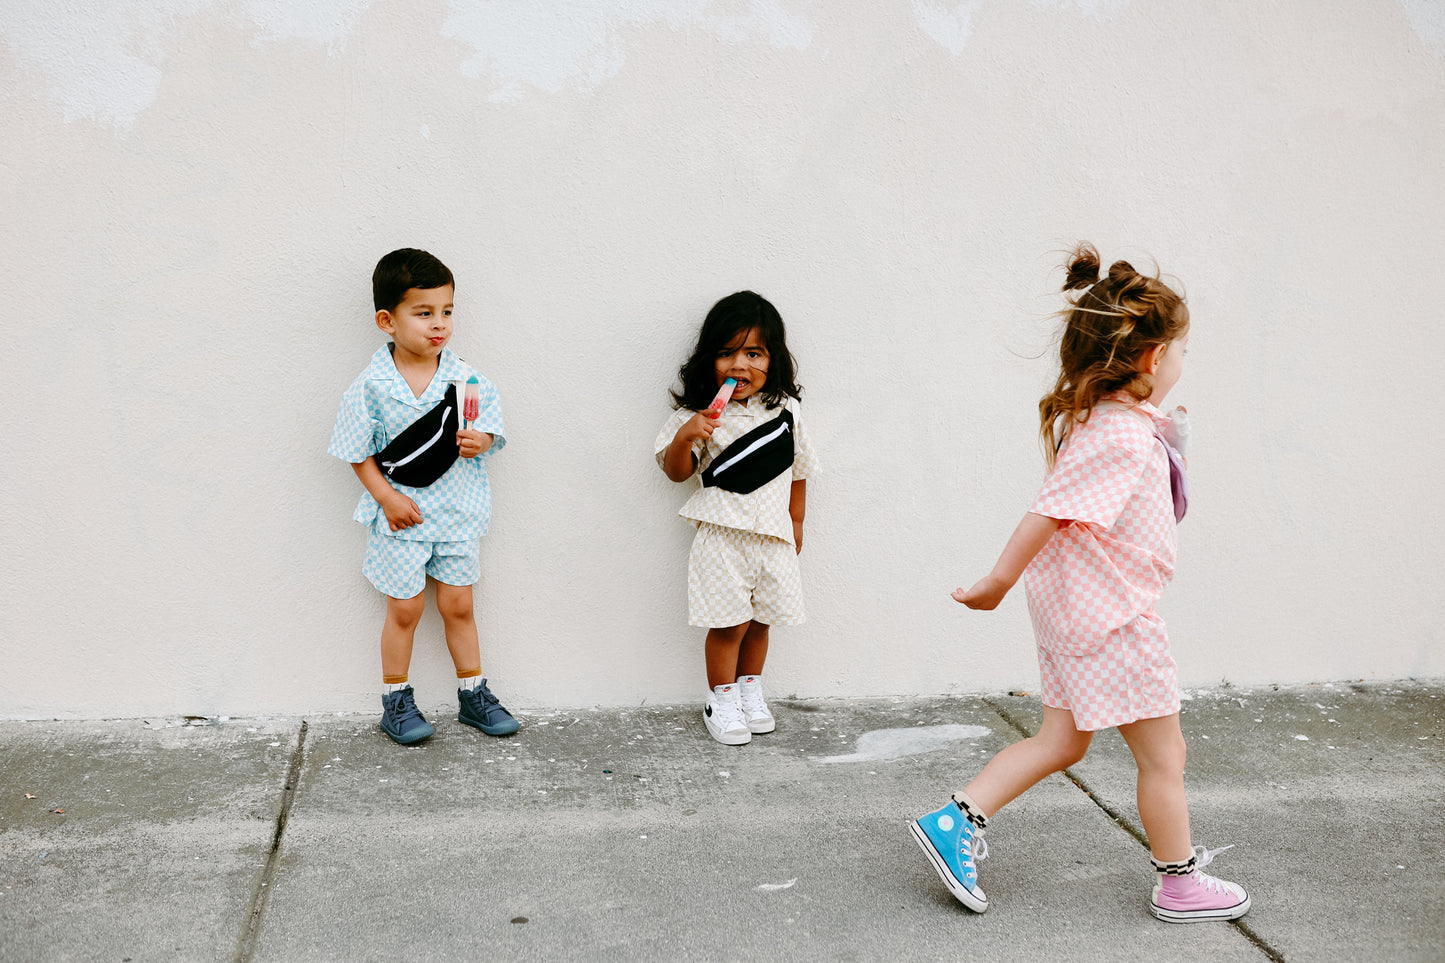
[1149,846,1251,923]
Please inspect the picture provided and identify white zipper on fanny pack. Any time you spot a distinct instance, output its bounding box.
[710,420,791,477]
[382,406,452,474]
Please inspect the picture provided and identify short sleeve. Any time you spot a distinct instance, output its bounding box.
[328,379,380,463]
[654,408,698,472]
[472,376,506,456]
[1030,413,1150,530]
[791,400,820,481]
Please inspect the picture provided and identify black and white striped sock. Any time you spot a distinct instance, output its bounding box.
[1151,854,1198,876]
[951,791,989,830]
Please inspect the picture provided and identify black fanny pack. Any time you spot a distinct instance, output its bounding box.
[375,383,459,488]
[700,408,794,494]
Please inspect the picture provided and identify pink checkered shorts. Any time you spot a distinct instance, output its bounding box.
[1036,613,1181,731]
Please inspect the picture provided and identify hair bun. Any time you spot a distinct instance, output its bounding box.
[1062,243,1101,292]
[1107,259,1136,280]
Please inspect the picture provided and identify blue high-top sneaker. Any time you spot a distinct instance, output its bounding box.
[458,678,520,736]
[380,686,435,745]
[910,799,989,912]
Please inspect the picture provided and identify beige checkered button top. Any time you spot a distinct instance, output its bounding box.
[655,395,821,545]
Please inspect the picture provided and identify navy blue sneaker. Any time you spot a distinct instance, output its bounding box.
[910,800,989,912]
[379,686,435,745]
[458,679,519,736]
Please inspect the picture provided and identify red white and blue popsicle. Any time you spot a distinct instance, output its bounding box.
[706,378,737,417]
[463,375,480,429]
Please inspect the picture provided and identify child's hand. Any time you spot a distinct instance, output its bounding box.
[457,429,493,459]
[381,491,423,532]
[1161,405,1189,457]
[678,411,721,446]
[952,575,1009,610]
[662,412,721,482]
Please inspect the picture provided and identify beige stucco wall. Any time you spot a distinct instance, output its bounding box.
[2,1,1442,718]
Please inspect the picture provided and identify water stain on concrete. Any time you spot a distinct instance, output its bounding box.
[814,724,990,764]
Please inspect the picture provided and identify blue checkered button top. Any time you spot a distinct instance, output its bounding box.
[330,345,506,541]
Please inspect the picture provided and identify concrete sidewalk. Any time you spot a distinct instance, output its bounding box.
[2,681,1442,962]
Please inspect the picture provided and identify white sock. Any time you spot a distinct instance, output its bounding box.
[459,675,482,692]
[384,680,411,696]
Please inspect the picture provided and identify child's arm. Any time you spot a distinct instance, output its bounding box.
[661,412,720,482]
[790,479,806,553]
[952,512,1062,610]
[351,458,424,531]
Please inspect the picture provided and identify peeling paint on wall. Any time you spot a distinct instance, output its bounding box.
[1028,0,1130,18]
[2,0,197,130]
[441,0,814,103]
[0,0,377,129]
[0,0,815,127]
[912,0,987,56]
[913,0,1129,56]
[1399,0,1445,55]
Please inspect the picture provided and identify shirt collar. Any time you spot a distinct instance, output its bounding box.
[368,344,470,408]
[1102,391,1169,430]
[435,348,471,385]
[732,394,783,414]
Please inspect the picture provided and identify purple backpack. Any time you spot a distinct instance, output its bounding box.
[1155,431,1188,522]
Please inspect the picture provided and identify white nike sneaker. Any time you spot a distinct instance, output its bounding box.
[737,674,776,733]
[704,684,752,745]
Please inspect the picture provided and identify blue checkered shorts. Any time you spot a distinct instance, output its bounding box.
[363,530,480,599]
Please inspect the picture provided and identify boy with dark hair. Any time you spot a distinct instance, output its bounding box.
[330,248,518,744]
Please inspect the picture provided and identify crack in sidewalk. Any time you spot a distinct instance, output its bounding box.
[983,698,1286,962]
[234,720,308,963]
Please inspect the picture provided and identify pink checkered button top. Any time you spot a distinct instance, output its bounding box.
[1025,398,1177,657]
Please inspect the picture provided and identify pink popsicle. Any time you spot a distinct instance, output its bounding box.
[463,375,480,427]
[706,378,737,416]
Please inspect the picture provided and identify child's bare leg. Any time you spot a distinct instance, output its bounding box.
[912,706,1088,912]
[1117,713,1192,861]
[435,581,482,676]
[380,591,426,682]
[705,621,750,689]
[1124,714,1249,921]
[962,706,1094,816]
[736,621,770,677]
[439,580,518,734]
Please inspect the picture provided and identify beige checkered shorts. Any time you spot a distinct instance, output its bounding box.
[687,522,806,628]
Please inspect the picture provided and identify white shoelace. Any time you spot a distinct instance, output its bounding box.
[712,697,747,731]
[960,829,988,866]
[739,688,769,716]
[1188,844,1234,893]
[1194,843,1232,869]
